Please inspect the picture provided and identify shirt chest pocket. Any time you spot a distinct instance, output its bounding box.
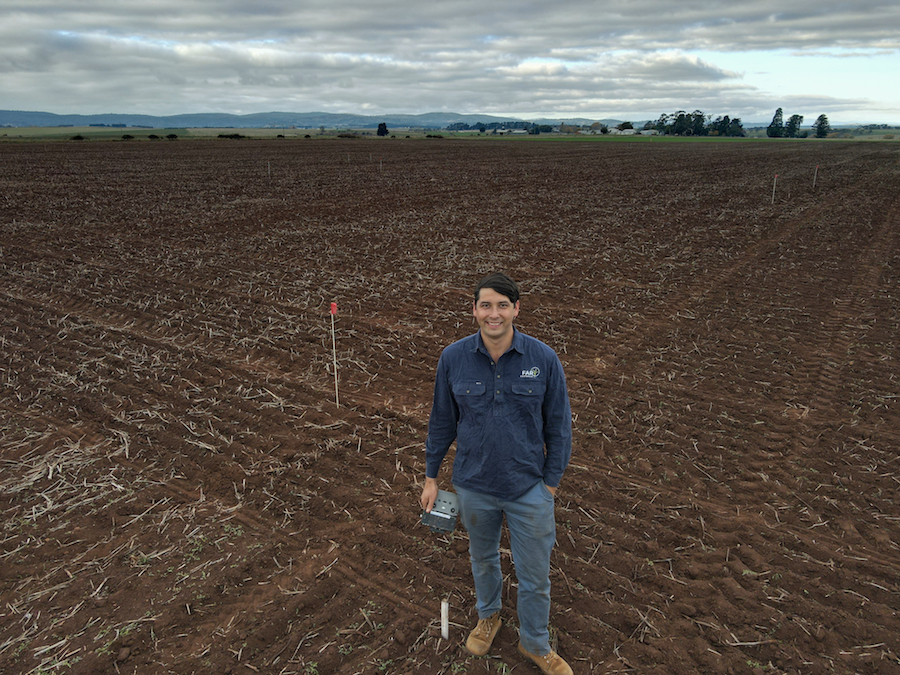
[510,382,546,419]
[453,381,487,414]
[512,382,546,397]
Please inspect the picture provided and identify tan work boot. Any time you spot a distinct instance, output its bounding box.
[465,612,502,656]
[518,642,573,675]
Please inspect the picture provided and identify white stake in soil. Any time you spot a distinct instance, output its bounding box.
[441,599,450,640]
[330,302,339,406]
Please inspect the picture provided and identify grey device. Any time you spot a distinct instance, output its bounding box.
[421,489,459,533]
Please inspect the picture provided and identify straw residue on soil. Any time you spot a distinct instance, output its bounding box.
[1,138,899,674]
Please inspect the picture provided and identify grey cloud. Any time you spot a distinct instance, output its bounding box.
[604,53,741,82]
[1,1,897,121]
[10,1,898,47]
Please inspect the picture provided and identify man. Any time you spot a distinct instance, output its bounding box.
[420,272,573,675]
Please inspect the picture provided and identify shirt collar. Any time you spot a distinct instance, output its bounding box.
[473,327,524,357]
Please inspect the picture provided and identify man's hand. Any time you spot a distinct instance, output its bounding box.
[420,477,439,512]
[545,484,557,496]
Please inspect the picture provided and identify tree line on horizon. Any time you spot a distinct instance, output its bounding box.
[766,108,832,138]
[414,108,837,138]
[648,108,833,138]
[645,111,746,137]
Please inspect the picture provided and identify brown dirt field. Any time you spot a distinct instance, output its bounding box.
[1,137,899,675]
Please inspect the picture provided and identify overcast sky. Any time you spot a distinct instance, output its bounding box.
[2,1,898,124]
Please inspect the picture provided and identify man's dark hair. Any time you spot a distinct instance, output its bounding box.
[474,272,520,304]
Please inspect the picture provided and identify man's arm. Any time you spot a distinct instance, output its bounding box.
[542,352,572,489]
[421,352,457,512]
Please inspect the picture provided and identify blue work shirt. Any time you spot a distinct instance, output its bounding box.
[425,328,572,501]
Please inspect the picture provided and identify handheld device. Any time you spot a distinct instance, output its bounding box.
[421,489,459,533]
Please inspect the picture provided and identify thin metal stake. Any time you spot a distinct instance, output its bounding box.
[330,303,339,406]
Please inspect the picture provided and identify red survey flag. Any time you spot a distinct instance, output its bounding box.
[330,302,337,315]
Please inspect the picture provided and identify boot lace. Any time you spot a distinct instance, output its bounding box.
[473,616,496,638]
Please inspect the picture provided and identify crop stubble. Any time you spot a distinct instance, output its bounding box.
[1,138,899,674]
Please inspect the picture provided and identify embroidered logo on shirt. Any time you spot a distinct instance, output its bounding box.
[520,367,540,378]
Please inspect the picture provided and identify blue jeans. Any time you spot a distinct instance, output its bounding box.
[454,481,556,655]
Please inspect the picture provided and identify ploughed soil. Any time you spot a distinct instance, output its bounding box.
[1,137,899,675]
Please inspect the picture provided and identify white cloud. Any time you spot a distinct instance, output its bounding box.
[1,1,898,122]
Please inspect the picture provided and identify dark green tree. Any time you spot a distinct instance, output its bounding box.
[813,114,831,138]
[707,115,745,137]
[785,114,804,138]
[710,115,730,135]
[672,111,691,135]
[653,113,670,133]
[690,110,709,136]
[727,117,745,137]
[377,122,389,137]
[767,108,785,138]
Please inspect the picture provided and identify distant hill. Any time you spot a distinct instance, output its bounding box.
[0,110,526,130]
[0,109,633,130]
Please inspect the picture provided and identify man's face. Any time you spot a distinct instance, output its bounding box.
[473,287,519,343]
